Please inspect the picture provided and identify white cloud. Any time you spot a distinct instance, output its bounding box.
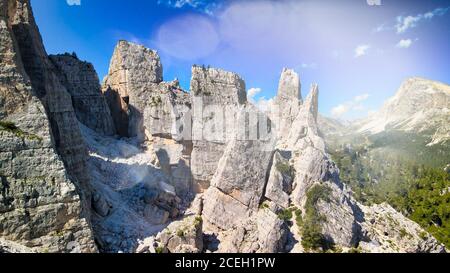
[396,7,449,33]
[255,97,274,112]
[247,87,273,112]
[396,39,413,49]
[159,0,201,8]
[67,0,81,6]
[396,15,421,34]
[331,93,370,117]
[354,44,370,58]
[247,87,262,103]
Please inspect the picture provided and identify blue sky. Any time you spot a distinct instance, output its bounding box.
[32,0,450,120]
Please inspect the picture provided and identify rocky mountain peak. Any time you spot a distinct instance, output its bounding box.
[277,68,302,102]
[356,77,450,145]
[102,40,166,138]
[191,65,247,104]
[105,40,163,91]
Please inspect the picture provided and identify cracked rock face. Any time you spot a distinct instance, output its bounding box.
[190,66,247,191]
[212,208,287,253]
[50,53,116,136]
[201,101,276,233]
[154,215,203,253]
[264,151,293,209]
[0,0,96,253]
[102,40,163,138]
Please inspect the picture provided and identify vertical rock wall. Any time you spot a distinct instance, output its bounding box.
[102,40,163,139]
[50,53,116,136]
[190,66,247,191]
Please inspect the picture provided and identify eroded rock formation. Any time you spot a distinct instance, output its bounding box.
[190,66,247,191]
[0,0,446,254]
[102,41,192,197]
[50,53,116,136]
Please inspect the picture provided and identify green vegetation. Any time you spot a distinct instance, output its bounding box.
[0,120,42,141]
[276,161,294,178]
[54,230,65,237]
[301,185,334,252]
[176,229,185,237]
[259,201,269,209]
[277,208,293,222]
[347,246,362,253]
[150,96,162,106]
[155,246,164,254]
[194,216,202,228]
[294,208,303,228]
[327,130,450,248]
[0,121,17,131]
[419,231,428,240]
[399,228,409,239]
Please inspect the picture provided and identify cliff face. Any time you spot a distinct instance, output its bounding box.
[190,66,247,191]
[0,0,96,253]
[102,40,165,139]
[50,53,116,136]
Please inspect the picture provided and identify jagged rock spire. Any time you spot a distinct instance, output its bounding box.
[272,68,303,143]
[304,83,319,122]
[102,40,164,138]
[277,68,302,102]
[190,65,247,190]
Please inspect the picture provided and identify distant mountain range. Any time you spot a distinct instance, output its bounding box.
[320,77,450,146]
[319,77,450,248]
